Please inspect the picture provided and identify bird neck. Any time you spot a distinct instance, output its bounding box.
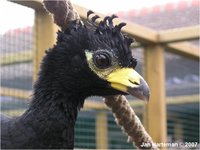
[22,95,79,129]
[18,78,86,148]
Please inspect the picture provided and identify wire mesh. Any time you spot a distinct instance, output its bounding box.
[1,0,199,149]
[75,110,96,148]
[165,51,199,147]
[0,1,34,116]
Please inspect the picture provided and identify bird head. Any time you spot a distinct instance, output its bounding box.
[45,11,150,101]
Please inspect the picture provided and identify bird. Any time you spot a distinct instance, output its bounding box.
[1,11,150,149]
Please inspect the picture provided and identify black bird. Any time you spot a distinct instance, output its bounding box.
[1,12,150,149]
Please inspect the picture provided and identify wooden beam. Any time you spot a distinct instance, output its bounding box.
[158,26,199,43]
[1,50,32,65]
[10,0,158,44]
[1,109,26,117]
[0,87,31,99]
[74,4,158,43]
[174,120,183,141]
[166,94,199,105]
[9,0,44,10]
[1,86,199,109]
[166,42,199,60]
[143,45,167,146]
[9,1,59,81]
[9,0,199,44]
[96,111,108,149]
[2,93,199,117]
[33,9,59,80]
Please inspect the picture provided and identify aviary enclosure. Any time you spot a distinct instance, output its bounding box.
[1,0,199,149]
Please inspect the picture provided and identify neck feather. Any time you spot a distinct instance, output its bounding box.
[17,78,85,148]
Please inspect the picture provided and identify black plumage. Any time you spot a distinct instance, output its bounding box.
[1,12,147,149]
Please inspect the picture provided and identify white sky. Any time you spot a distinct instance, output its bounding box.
[0,0,191,34]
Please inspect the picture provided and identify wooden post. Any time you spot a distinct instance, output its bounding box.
[96,111,108,149]
[143,45,167,146]
[33,9,58,80]
[174,120,183,141]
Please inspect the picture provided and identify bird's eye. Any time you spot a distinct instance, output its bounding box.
[93,51,112,69]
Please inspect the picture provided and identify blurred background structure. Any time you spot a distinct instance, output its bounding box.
[0,0,199,149]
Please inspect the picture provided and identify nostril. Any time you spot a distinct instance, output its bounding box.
[129,80,139,85]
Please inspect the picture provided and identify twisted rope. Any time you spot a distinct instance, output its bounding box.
[104,95,158,149]
[43,0,81,30]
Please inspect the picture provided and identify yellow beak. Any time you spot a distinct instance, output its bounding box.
[106,68,150,101]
